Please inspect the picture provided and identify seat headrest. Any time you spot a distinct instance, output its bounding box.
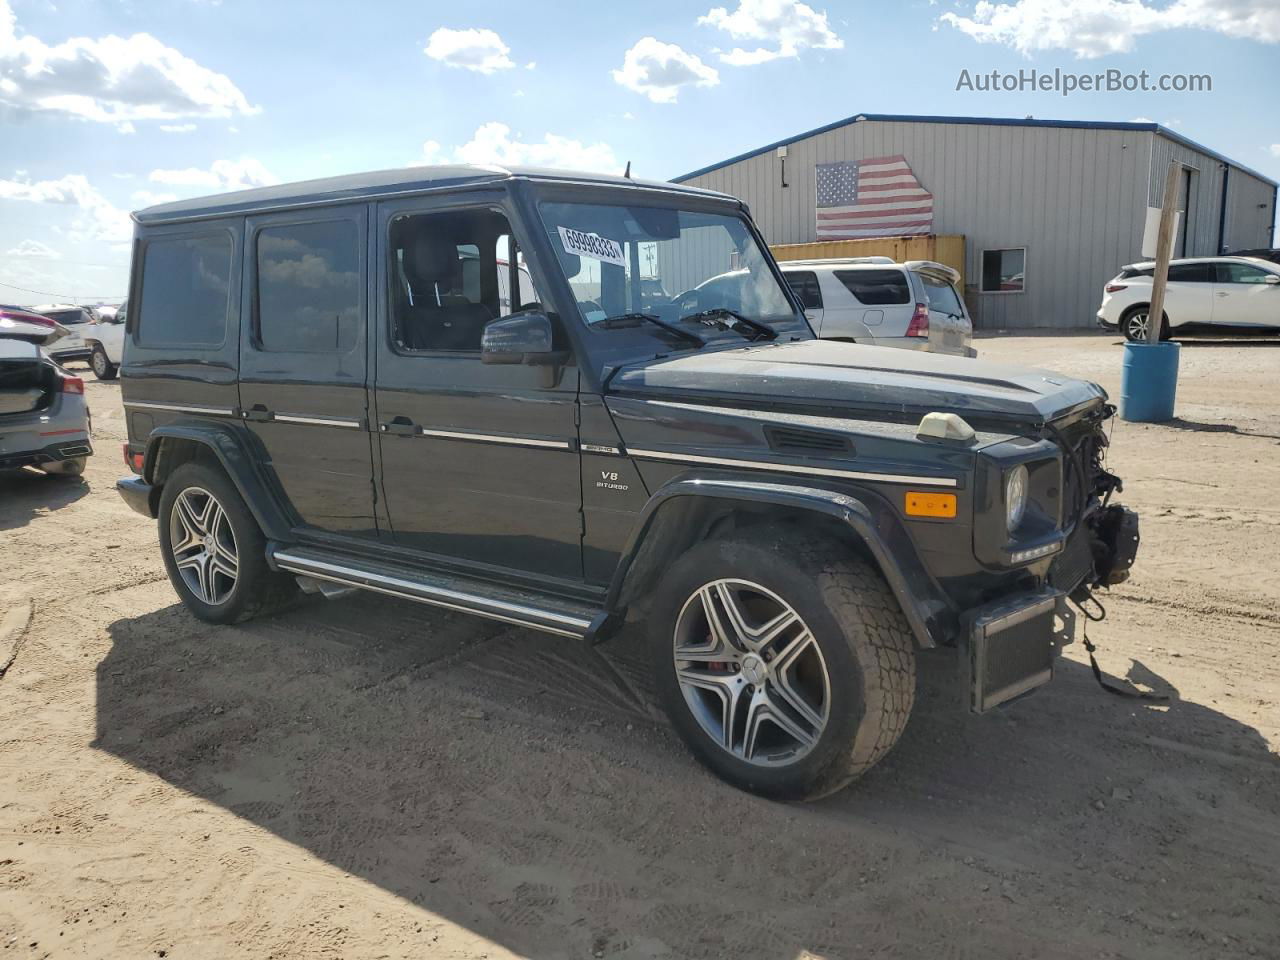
[404,235,456,282]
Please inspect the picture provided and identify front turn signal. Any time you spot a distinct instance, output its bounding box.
[905,491,957,518]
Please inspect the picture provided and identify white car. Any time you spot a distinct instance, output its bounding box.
[778,258,974,357]
[83,299,127,380]
[1097,256,1280,341]
[31,304,97,363]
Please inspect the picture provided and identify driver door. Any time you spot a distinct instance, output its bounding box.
[372,195,584,581]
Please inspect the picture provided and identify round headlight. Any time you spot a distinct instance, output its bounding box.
[1005,464,1029,533]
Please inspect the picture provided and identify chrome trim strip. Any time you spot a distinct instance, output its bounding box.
[626,448,958,487]
[274,413,363,429]
[581,443,621,455]
[124,400,235,417]
[272,551,593,638]
[417,428,571,450]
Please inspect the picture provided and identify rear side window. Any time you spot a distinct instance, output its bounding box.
[46,309,88,325]
[256,220,361,353]
[1167,263,1214,283]
[835,269,910,305]
[137,233,232,347]
[918,273,963,315]
[783,270,823,310]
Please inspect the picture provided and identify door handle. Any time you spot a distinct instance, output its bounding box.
[243,404,273,422]
[380,416,419,436]
[1215,291,1229,297]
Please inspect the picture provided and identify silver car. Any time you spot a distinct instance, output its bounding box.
[1,309,93,477]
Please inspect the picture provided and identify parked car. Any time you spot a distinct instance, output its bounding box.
[1097,256,1280,341]
[31,304,97,363]
[84,299,126,380]
[0,308,92,476]
[777,257,974,357]
[115,165,1138,801]
[1225,248,1280,266]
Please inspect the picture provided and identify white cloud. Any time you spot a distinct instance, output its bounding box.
[1269,144,1280,159]
[940,0,1280,58]
[612,37,719,104]
[423,27,515,74]
[699,0,842,64]
[131,189,178,207]
[0,0,258,124]
[148,157,278,191]
[159,123,196,133]
[415,122,620,174]
[6,238,59,258]
[0,174,132,243]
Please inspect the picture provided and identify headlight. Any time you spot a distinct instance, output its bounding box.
[1005,464,1028,533]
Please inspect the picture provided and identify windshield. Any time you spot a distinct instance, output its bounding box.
[537,201,797,332]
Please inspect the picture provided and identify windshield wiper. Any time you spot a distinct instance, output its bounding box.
[597,312,705,348]
[679,308,778,341]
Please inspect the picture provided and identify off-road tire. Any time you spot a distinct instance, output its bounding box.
[158,462,298,625]
[648,527,916,801]
[90,344,119,380]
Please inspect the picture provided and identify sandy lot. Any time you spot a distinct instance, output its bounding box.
[1,334,1278,960]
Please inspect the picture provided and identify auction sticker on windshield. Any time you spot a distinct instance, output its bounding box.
[558,226,626,267]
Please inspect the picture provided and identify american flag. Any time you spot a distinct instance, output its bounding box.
[815,156,934,239]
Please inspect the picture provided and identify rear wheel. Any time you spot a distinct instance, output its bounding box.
[41,456,86,477]
[648,529,917,800]
[158,462,297,624]
[90,344,119,380]
[1122,306,1169,342]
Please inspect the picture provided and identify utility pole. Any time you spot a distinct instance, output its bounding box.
[1146,160,1183,344]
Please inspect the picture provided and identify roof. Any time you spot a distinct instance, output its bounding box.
[134,164,732,225]
[672,113,1279,188]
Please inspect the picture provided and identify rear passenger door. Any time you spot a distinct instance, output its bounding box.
[834,268,911,337]
[238,205,377,536]
[1165,262,1214,326]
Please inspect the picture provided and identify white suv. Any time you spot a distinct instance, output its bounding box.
[779,258,974,357]
[1097,256,1280,341]
[83,300,126,380]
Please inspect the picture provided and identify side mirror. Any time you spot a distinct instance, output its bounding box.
[1264,274,1280,285]
[481,312,564,365]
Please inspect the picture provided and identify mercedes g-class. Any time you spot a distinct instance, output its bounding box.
[116,165,1138,800]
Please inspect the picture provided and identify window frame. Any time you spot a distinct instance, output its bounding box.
[249,213,365,356]
[132,225,238,350]
[978,246,1028,296]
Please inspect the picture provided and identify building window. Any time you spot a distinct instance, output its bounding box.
[256,220,361,354]
[980,248,1026,294]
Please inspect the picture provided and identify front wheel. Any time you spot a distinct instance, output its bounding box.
[1122,307,1169,342]
[157,462,297,624]
[648,529,917,801]
[90,344,119,380]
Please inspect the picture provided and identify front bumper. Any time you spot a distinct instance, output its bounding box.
[116,475,156,517]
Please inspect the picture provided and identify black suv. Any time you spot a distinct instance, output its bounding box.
[116,165,1138,800]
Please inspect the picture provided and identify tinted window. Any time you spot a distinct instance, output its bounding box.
[981,249,1025,292]
[256,221,360,353]
[1168,263,1213,283]
[835,269,910,305]
[1120,266,1154,279]
[137,234,232,347]
[46,309,88,325]
[784,270,823,310]
[918,273,963,315]
[1217,262,1274,284]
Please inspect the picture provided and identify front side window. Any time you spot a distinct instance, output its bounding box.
[137,233,232,347]
[537,201,795,333]
[784,270,823,310]
[836,269,910,306]
[918,273,964,316]
[981,249,1026,293]
[1218,262,1274,284]
[256,220,360,353]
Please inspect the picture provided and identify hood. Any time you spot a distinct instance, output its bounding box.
[0,313,68,348]
[607,340,1106,428]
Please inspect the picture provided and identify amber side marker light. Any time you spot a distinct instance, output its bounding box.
[905,492,957,518]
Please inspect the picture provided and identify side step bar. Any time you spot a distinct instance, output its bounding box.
[270,546,601,640]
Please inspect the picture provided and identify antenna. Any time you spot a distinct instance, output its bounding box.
[623,161,632,180]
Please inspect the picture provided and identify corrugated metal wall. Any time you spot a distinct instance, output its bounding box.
[678,119,1276,330]
[1223,171,1276,253]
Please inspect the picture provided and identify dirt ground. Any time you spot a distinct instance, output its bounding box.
[1,333,1278,960]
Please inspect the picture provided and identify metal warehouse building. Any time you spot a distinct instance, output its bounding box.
[672,114,1278,330]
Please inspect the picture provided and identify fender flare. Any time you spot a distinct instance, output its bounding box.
[605,476,955,648]
[144,420,293,541]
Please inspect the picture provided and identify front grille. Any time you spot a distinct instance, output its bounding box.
[1049,530,1095,593]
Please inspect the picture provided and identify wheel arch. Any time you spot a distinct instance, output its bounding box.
[606,476,955,648]
[144,422,292,540]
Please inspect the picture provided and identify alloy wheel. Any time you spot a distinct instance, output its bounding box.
[91,348,108,377]
[1126,311,1150,341]
[169,486,238,605]
[672,579,830,766]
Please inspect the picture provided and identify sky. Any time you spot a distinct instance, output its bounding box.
[2,0,1278,306]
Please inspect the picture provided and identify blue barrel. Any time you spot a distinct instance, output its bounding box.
[1120,341,1180,422]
